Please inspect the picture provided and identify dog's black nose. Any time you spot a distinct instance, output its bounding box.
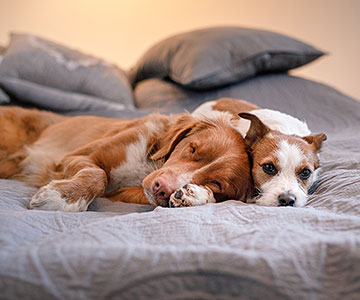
[278,193,296,207]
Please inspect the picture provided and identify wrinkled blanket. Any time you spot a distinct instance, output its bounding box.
[1,74,360,299]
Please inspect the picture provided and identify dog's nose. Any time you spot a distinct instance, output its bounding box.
[278,193,296,207]
[152,177,174,200]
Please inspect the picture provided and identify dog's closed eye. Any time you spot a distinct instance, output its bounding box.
[207,180,222,191]
[211,180,222,190]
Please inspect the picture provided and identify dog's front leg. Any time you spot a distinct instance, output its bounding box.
[105,186,150,205]
[29,156,107,212]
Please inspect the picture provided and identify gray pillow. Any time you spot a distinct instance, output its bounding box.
[1,77,126,111]
[129,27,324,90]
[0,87,10,104]
[0,33,134,111]
[0,50,10,104]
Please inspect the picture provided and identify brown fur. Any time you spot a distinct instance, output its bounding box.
[0,106,65,178]
[1,106,251,210]
[142,115,252,205]
[212,98,260,115]
[240,112,326,199]
[251,132,322,193]
[194,97,327,206]
[106,186,149,205]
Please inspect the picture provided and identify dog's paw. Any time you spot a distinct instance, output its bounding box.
[29,181,89,212]
[169,184,216,207]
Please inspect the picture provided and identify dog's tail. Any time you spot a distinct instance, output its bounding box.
[0,106,66,178]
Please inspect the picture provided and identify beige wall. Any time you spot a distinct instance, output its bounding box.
[1,0,359,100]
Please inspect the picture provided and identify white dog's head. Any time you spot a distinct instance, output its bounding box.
[240,113,326,207]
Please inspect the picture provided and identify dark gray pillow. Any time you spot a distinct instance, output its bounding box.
[129,27,324,90]
[0,87,10,104]
[0,33,134,111]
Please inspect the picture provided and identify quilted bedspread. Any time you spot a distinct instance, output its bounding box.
[1,73,360,299]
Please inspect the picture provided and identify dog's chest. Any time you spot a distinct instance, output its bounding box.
[107,135,157,192]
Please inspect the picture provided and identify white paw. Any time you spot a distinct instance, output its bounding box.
[169,184,216,207]
[29,181,89,212]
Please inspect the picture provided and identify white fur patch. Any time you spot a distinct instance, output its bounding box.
[192,101,217,118]
[108,121,166,192]
[256,140,307,207]
[30,181,89,212]
[193,103,311,137]
[277,140,304,171]
[233,109,311,138]
[252,109,311,136]
[108,135,156,191]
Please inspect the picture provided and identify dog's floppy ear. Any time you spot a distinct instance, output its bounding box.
[302,133,327,152]
[150,114,197,161]
[239,113,270,151]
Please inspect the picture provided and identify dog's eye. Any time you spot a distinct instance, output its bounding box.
[189,145,196,154]
[262,163,277,175]
[299,168,312,180]
[211,181,222,190]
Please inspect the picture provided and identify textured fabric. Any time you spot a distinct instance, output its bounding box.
[1,74,360,299]
[0,33,134,110]
[129,27,324,90]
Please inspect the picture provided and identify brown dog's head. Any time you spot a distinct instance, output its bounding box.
[142,113,251,206]
[239,113,326,207]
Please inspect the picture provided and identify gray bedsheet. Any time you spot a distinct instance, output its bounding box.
[1,74,360,299]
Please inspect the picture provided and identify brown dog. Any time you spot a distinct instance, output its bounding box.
[0,106,252,211]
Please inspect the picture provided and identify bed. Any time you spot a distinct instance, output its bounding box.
[0,27,359,299]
